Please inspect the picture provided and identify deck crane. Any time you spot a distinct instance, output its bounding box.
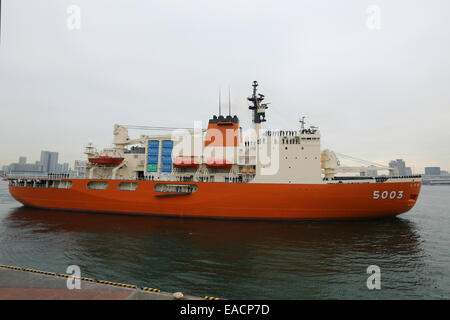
[321,150,398,180]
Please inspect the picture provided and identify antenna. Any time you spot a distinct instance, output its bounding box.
[228,86,231,116]
[247,80,268,124]
[300,116,306,131]
[218,88,222,116]
[0,0,2,45]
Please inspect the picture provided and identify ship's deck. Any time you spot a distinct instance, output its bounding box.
[5,174,422,188]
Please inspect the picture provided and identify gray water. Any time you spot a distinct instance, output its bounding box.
[0,180,449,299]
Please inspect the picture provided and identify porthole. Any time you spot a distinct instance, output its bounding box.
[87,181,109,190]
[118,182,138,191]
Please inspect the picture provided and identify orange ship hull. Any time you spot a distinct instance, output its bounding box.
[9,180,421,220]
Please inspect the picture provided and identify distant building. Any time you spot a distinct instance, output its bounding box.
[74,160,86,177]
[5,156,44,175]
[423,167,450,185]
[54,162,70,174]
[5,153,72,176]
[389,159,408,176]
[425,167,441,176]
[62,163,70,173]
[367,165,378,177]
[361,165,378,177]
[404,167,412,176]
[40,151,59,173]
[8,163,44,174]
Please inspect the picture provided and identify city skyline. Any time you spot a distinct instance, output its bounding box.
[0,139,447,174]
[1,150,447,176]
[0,1,449,171]
[1,151,82,175]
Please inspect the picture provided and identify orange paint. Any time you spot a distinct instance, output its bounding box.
[9,180,421,220]
[173,157,199,168]
[204,115,241,147]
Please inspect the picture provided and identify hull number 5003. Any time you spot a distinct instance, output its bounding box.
[373,190,404,200]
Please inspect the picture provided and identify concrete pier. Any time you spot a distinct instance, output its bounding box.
[0,265,204,300]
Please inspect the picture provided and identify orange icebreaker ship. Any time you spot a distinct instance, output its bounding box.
[8,81,421,219]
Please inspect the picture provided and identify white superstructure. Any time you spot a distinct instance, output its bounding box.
[83,81,405,184]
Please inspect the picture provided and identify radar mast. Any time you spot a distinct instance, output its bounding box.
[247,81,269,132]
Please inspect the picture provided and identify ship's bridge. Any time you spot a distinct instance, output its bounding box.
[247,127,322,184]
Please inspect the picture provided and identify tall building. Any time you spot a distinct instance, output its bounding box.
[367,165,378,177]
[389,159,408,176]
[18,157,27,165]
[74,160,86,177]
[361,165,378,177]
[40,151,50,172]
[425,167,441,176]
[62,163,70,173]
[40,151,59,173]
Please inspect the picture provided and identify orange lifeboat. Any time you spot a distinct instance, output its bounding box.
[206,157,232,169]
[88,156,124,166]
[173,157,199,168]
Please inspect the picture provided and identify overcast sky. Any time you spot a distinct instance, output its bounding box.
[0,0,449,173]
